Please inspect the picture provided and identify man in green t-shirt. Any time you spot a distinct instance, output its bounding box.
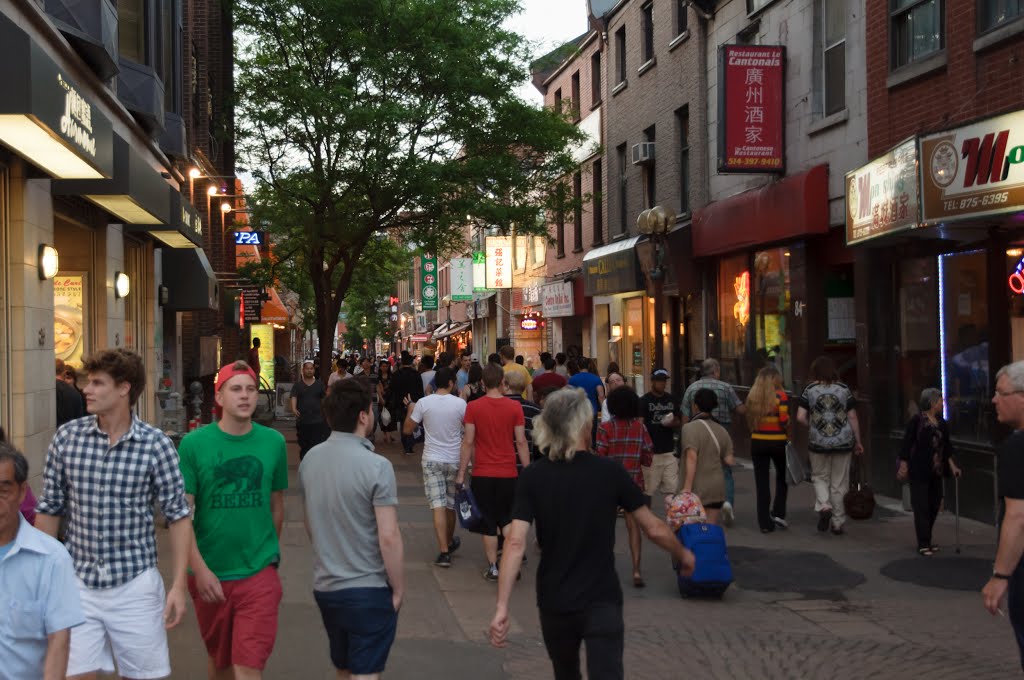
[179,360,288,678]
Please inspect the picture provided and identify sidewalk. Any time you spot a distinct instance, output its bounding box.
[162,421,1020,679]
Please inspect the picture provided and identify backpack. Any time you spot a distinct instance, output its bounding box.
[675,523,733,599]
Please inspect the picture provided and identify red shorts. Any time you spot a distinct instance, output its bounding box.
[188,565,282,670]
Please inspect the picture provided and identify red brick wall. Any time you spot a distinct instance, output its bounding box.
[866,1,1024,157]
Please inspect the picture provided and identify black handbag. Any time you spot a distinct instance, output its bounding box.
[844,456,875,520]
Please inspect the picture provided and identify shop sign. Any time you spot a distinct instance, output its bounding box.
[920,109,1024,224]
[541,281,575,318]
[181,202,202,242]
[241,287,263,323]
[522,285,541,306]
[472,251,487,291]
[584,248,642,296]
[1010,256,1024,295]
[421,255,438,310]
[520,317,539,331]
[485,236,513,289]
[54,274,85,367]
[234,230,264,246]
[845,138,920,245]
[450,257,473,301]
[717,45,785,174]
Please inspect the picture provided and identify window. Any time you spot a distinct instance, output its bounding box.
[573,172,583,252]
[556,183,566,257]
[675,108,690,215]
[554,88,563,115]
[641,3,655,64]
[980,0,1023,31]
[616,143,628,235]
[823,0,846,115]
[119,0,146,63]
[675,0,689,35]
[615,27,627,84]
[571,71,581,121]
[891,0,943,69]
[591,51,602,106]
[162,0,180,113]
[592,159,604,246]
[642,126,655,209]
[748,0,777,13]
[716,253,750,385]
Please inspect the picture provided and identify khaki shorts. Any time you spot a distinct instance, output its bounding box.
[642,452,679,496]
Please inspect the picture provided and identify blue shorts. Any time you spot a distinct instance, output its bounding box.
[314,587,397,674]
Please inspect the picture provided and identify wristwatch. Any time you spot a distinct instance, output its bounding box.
[993,571,1011,580]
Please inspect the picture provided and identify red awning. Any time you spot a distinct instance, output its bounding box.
[692,164,830,257]
[409,333,432,343]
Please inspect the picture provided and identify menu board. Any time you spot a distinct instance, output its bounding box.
[54,274,85,367]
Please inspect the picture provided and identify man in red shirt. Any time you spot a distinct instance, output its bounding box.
[456,364,530,582]
[532,357,567,393]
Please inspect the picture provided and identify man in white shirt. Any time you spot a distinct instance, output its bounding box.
[404,367,466,567]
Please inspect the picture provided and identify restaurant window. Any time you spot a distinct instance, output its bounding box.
[752,248,793,388]
[592,158,604,246]
[591,51,602,106]
[119,0,146,64]
[615,27,627,84]
[717,253,750,385]
[939,250,989,442]
[891,0,943,69]
[979,0,1023,32]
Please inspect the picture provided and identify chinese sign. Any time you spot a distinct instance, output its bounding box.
[718,45,785,173]
[421,254,438,310]
[541,281,574,318]
[54,274,85,367]
[473,251,487,291]
[485,236,513,289]
[845,138,920,245]
[522,285,541,306]
[919,109,1024,224]
[450,258,473,301]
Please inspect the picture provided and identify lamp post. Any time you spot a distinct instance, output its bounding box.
[637,205,676,370]
[188,168,236,204]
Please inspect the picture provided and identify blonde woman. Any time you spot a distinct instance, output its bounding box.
[745,366,790,533]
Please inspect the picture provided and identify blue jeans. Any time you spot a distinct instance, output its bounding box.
[723,464,735,506]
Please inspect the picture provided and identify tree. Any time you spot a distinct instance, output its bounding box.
[235,0,583,375]
[339,238,409,353]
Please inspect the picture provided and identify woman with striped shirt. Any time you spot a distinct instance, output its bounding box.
[745,366,790,533]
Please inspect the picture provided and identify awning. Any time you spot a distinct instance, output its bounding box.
[409,333,432,343]
[54,134,170,225]
[432,321,471,340]
[126,189,202,248]
[161,248,219,311]
[261,289,289,324]
[0,14,114,179]
[583,236,644,296]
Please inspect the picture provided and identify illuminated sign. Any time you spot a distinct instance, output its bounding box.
[733,270,750,325]
[485,237,512,289]
[234,230,265,246]
[520,318,539,331]
[1010,258,1024,295]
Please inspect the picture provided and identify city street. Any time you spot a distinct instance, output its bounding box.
[161,421,1023,679]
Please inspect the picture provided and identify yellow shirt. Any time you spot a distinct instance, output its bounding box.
[502,362,533,398]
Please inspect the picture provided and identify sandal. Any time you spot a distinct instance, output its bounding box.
[918,547,935,556]
[632,574,646,588]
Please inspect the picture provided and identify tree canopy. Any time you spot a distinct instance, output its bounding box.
[234,0,583,371]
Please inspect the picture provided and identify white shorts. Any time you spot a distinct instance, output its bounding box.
[67,567,171,679]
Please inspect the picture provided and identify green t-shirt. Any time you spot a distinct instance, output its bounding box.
[179,423,289,580]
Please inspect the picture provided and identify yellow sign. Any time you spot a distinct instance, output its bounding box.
[250,324,275,391]
[54,274,85,366]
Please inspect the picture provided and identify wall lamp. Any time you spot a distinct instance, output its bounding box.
[158,284,170,306]
[114,271,130,299]
[611,323,622,339]
[37,244,59,280]
[188,168,236,203]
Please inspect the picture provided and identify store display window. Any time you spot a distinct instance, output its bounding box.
[716,253,749,385]
[752,247,793,387]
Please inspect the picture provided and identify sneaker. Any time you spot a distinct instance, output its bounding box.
[434,552,452,568]
[831,525,845,536]
[772,516,788,529]
[721,502,735,527]
[817,509,833,532]
[484,564,499,582]
[448,536,461,554]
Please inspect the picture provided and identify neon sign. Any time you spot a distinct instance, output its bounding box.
[733,270,750,325]
[520,318,539,331]
[1010,258,1024,295]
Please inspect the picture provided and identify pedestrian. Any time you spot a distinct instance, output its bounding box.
[535,352,552,377]
[328,358,349,390]
[404,367,466,567]
[390,353,425,454]
[899,388,962,556]
[500,345,534,401]
[600,371,626,423]
[460,363,486,402]
[292,358,331,460]
[488,388,695,680]
[377,360,396,444]
[35,348,194,679]
[0,443,84,680]
[56,358,85,426]
[554,352,569,377]
[300,380,404,680]
[247,337,261,381]
[504,370,542,462]
[179,361,288,678]
[533,356,568,393]
[680,388,735,526]
[795,356,864,535]
[568,358,605,443]
[456,364,530,581]
[595,386,653,587]
[420,355,437,395]
[640,369,681,499]
[680,358,746,526]
[456,352,472,392]
[745,366,791,533]
[488,352,502,366]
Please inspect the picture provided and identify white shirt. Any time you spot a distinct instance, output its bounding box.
[421,370,436,393]
[410,393,466,464]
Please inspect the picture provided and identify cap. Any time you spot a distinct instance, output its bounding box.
[470,354,480,363]
[302,358,315,367]
[215,363,258,392]
[651,368,670,380]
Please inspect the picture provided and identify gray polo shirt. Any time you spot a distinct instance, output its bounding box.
[299,432,398,592]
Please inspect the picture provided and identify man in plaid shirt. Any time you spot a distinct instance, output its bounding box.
[36,349,193,680]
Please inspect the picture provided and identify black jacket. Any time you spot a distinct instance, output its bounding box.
[389,366,424,411]
[899,413,957,481]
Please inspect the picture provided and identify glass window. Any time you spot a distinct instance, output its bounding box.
[592,159,603,246]
[980,0,1023,32]
[675,0,689,35]
[119,0,146,64]
[616,27,627,84]
[940,251,989,442]
[752,248,793,387]
[1010,247,1024,362]
[643,126,655,208]
[571,71,581,121]
[616,143,628,235]
[676,107,689,215]
[823,0,846,115]
[897,257,939,423]
[641,3,654,64]
[717,253,750,385]
[891,0,943,69]
[591,51,602,106]
[573,172,583,252]
[532,236,547,268]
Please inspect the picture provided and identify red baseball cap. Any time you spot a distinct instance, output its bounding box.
[215,363,258,392]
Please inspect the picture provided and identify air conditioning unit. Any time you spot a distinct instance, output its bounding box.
[631,142,655,166]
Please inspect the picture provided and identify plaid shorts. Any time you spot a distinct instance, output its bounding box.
[422,460,459,510]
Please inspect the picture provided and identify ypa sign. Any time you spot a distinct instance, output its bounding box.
[234,230,265,246]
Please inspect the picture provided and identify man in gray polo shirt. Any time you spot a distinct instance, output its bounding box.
[299,380,405,680]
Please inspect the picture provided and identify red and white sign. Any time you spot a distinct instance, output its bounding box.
[485,236,512,289]
[718,45,785,174]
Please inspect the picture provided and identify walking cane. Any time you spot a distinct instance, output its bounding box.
[954,474,961,555]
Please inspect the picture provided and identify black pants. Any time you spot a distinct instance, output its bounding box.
[297,422,331,460]
[539,602,624,680]
[751,439,788,531]
[909,476,943,549]
[1009,561,1024,671]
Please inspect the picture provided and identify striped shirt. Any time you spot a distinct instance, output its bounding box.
[506,395,542,461]
[751,389,789,441]
[595,417,653,491]
[36,415,191,588]
[680,378,742,425]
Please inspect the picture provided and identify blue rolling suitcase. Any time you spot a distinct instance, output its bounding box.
[674,523,733,599]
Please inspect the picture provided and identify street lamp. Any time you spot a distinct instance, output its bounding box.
[188,168,235,204]
[637,205,676,369]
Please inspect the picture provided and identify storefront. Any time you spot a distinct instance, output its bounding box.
[467,292,496,358]
[848,110,1024,523]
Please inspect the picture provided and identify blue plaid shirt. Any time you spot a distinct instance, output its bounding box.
[36,415,190,589]
[680,378,742,425]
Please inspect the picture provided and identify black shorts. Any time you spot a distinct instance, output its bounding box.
[471,476,517,536]
[314,587,397,675]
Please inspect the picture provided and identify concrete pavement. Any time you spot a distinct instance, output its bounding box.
[160,421,1022,678]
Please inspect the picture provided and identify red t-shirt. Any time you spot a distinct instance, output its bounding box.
[465,395,525,478]
[532,371,568,393]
